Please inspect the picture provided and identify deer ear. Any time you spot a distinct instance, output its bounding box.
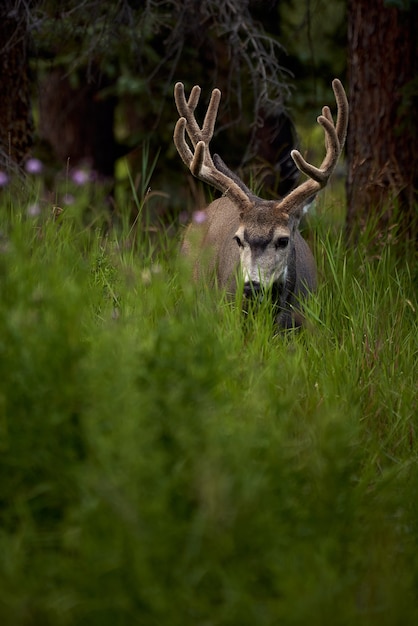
[302,194,317,215]
[285,192,317,224]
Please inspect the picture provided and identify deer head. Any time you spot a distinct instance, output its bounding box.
[174,79,348,327]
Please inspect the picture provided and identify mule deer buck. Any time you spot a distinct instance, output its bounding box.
[174,79,348,328]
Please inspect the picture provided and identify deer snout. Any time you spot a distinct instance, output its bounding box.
[243,281,261,298]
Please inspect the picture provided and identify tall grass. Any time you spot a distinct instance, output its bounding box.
[0,175,416,625]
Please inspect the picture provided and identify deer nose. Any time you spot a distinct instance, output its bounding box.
[243,281,261,298]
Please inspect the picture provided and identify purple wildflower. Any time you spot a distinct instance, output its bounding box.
[63,193,75,205]
[0,171,9,187]
[71,169,90,185]
[25,158,43,175]
[27,203,41,217]
[192,210,207,224]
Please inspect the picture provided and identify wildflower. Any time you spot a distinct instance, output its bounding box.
[62,193,75,205]
[0,171,9,187]
[71,169,90,185]
[192,209,207,224]
[25,157,43,175]
[27,203,41,217]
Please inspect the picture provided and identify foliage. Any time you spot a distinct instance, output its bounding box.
[384,0,418,9]
[277,0,347,114]
[23,0,321,213]
[0,161,417,624]
[32,1,292,154]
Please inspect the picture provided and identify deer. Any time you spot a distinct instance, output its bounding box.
[173,79,349,328]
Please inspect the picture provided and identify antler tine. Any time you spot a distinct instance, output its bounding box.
[279,78,349,216]
[173,117,194,168]
[174,82,221,147]
[291,115,339,184]
[174,82,202,148]
[201,88,221,143]
[173,82,251,208]
[332,78,349,147]
[186,85,201,112]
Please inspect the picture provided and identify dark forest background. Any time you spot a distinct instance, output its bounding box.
[1,0,417,239]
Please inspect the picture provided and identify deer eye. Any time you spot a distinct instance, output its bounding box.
[233,235,243,248]
[275,236,289,249]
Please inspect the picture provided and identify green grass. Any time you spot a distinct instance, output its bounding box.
[0,182,417,625]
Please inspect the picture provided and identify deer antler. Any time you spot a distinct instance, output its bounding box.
[173,82,251,209]
[279,79,349,215]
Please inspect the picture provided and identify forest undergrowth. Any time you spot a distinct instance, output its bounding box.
[0,167,417,625]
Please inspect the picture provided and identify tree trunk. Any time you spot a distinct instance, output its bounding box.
[346,0,418,240]
[38,68,118,180]
[0,1,33,169]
